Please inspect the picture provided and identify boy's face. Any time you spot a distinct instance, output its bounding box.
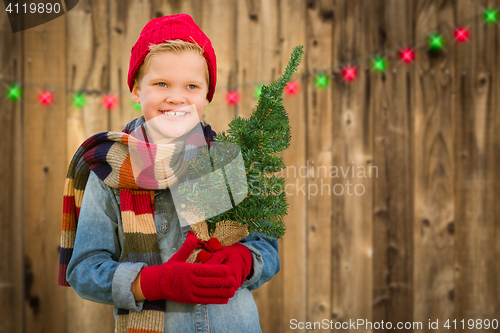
[131,50,209,142]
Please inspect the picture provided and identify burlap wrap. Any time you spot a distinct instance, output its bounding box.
[186,220,249,263]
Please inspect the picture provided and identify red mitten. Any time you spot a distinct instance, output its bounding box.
[205,243,253,290]
[140,231,236,304]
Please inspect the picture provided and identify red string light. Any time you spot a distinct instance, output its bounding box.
[226,91,239,105]
[399,47,415,63]
[341,65,358,82]
[103,94,118,110]
[285,81,300,96]
[38,90,53,106]
[454,27,470,42]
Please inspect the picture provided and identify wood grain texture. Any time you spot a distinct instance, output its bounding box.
[453,0,500,324]
[414,0,456,329]
[372,0,414,329]
[196,0,237,132]
[493,0,500,325]
[306,0,334,329]
[280,1,307,332]
[0,10,23,333]
[65,1,115,331]
[330,0,374,327]
[23,15,67,333]
[109,0,152,132]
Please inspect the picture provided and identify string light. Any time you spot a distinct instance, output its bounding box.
[0,9,492,103]
[399,47,415,63]
[132,101,142,112]
[254,84,263,99]
[454,27,470,42]
[314,72,329,89]
[484,8,498,24]
[341,65,358,82]
[284,81,300,96]
[372,56,387,73]
[38,89,54,106]
[226,91,239,105]
[428,33,445,51]
[72,92,85,108]
[103,94,118,110]
[6,83,22,101]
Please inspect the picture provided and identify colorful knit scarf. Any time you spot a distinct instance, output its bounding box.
[58,117,216,332]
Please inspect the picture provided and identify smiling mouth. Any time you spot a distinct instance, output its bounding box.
[160,110,189,117]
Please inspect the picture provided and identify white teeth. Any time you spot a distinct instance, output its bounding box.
[163,111,188,117]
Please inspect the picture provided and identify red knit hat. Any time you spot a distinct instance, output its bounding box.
[128,14,217,102]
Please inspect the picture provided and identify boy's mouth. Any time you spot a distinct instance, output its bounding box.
[161,110,189,117]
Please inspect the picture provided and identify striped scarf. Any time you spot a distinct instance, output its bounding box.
[58,117,216,332]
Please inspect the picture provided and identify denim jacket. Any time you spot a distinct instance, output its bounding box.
[67,171,280,332]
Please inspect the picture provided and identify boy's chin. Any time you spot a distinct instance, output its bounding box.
[159,127,191,140]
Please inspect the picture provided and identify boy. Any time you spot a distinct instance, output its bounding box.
[60,14,280,332]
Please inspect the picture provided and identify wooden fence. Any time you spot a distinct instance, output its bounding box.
[1,0,499,332]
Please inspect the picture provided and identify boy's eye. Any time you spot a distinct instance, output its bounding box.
[188,84,197,89]
[156,82,167,87]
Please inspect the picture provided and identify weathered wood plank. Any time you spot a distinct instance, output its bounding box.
[197,0,237,133]
[236,0,281,119]
[109,0,152,132]
[306,0,334,329]
[280,0,307,332]
[372,0,414,328]
[64,1,116,331]
[492,0,500,322]
[493,0,500,322]
[413,0,456,326]
[66,0,112,153]
[23,15,67,333]
[453,0,500,323]
[330,0,373,327]
[0,11,24,333]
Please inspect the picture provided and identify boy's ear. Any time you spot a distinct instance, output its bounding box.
[204,97,209,107]
[131,82,140,103]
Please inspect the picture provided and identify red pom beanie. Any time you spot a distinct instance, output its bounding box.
[128,14,217,102]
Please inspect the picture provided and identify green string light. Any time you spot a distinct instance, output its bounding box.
[132,100,142,112]
[254,84,263,99]
[428,33,445,51]
[72,92,86,108]
[314,72,329,89]
[372,56,387,73]
[6,83,22,101]
[484,8,499,24]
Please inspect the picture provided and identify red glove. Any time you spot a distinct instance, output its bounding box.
[140,231,236,304]
[205,242,253,290]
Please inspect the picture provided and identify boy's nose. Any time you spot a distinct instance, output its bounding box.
[165,90,186,104]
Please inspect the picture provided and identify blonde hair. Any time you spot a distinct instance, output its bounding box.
[133,39,209,90]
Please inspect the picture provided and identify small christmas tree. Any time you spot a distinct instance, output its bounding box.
[176,45,304,240]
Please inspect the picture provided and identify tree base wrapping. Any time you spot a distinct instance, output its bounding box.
[186,220,249,264]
